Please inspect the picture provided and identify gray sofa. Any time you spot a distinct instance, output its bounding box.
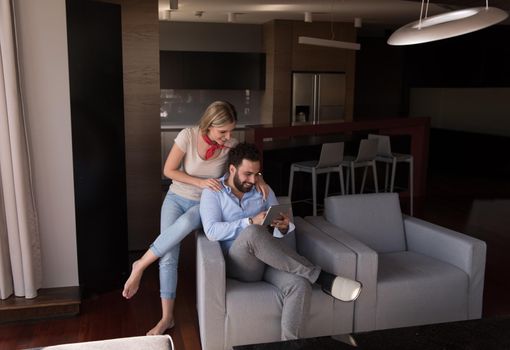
[305,193,487,332]
[196,217,358,350]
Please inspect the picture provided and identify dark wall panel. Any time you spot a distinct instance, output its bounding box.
[404,25,510,88]
[354,25,510,120]
[66,0,128,293]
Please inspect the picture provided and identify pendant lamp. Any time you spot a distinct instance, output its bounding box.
[388,0,508,46]
[298,6,361,50]
[298,36,361,50]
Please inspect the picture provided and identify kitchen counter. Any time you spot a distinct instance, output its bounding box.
[161,124,249,130]
[261,134,353,151]
[245,117,430,197]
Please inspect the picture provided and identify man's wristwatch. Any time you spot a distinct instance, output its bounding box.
[248,217,253,225]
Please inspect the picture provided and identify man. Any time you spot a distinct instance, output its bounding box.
[200,143,361,340]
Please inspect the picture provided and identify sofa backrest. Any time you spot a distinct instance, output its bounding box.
[324,193,406,253]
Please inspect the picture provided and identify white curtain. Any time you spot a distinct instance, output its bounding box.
[0,0,42,299]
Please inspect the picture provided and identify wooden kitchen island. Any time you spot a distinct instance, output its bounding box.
[245,117,430,198]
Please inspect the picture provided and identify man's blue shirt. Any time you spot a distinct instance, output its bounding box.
[200,174,293,254]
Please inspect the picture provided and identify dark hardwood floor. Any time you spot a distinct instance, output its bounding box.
[1,172,509,350]
[0,234,200,350]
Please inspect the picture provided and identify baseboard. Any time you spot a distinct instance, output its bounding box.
[0,286,80,324]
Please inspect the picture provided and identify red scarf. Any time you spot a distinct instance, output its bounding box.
[202,133,225,160]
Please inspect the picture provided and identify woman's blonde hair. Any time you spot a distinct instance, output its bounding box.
[198,101,238,133]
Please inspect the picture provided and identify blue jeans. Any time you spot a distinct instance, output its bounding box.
[150,191,201,299]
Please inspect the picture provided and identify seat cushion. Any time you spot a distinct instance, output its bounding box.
[324,193,406,253]
[376,251,469,330]
[293,160,319,170]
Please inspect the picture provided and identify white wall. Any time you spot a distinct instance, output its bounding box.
[14,0,79,287]
[410,87,510,137]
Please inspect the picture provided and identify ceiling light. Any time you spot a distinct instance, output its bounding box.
[298,36,361,50]
[388,0,508,46]
[304,12,312,23]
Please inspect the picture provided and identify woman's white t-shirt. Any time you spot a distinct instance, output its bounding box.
[169,126,238,201]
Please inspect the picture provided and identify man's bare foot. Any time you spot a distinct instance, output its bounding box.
[122,261,144,299]
[146,318,175,335]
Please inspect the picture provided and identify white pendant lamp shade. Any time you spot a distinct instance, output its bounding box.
[388,6,508,46]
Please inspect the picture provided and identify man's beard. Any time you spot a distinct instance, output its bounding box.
[233,171,254,193]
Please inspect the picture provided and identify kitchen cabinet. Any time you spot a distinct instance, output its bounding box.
[160,51,265,90]
[161,131,179,179]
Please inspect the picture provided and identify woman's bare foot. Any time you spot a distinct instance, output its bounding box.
[146,318,175,335]
[122,261,144,299]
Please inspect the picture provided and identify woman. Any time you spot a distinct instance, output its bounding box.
[122,101,266,335]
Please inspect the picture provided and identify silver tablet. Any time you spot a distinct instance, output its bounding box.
[262,204,292,226]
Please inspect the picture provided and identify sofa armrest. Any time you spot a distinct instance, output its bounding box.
[294,217,357,279]
[39,335,173,350]
[304,216,378,332]
[294,217,358,335]
[196,232,226,350]
[404,216,486,318]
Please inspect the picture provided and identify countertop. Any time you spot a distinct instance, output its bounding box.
[234,316,510,350]
[161,124,250,130]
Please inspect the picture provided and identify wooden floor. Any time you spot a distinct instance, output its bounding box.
[1,172,509,350]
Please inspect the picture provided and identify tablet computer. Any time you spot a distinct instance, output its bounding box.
[262,204,292,226]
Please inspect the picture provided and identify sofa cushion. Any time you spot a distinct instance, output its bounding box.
[376,251,469,329]
[324,193,406,253]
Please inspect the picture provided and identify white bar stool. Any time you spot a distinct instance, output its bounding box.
[341,138,379,195]
[288,142,345,216]
[368,134,414,215]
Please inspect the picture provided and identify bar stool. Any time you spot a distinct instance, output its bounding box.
[368,133,414,215]
[288,142,345,216]
[341,138,379,194]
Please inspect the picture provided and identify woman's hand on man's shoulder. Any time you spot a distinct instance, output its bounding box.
[199,178,223,192]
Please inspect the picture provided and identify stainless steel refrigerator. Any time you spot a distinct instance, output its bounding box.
[291,72,346,125]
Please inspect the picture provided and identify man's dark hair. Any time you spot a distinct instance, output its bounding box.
[228,142,260,168]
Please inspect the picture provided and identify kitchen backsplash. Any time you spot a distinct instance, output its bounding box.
[160,89,262,127]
